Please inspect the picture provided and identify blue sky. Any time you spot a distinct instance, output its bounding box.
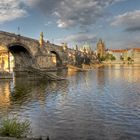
[0,0,140,49]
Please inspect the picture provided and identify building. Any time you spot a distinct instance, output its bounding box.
[131,48,140,63]
[0,46,14,72]
[106,48,140,63]
[97,39,105,58]
[107,49,127,61]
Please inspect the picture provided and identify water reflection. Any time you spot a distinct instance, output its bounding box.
[0,80,11,116]
[0,66,140,140]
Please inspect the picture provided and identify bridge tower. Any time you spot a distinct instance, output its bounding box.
[39,32,44,48]
[97,39,105,58]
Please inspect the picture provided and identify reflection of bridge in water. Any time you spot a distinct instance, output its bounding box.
[0,31,98,77]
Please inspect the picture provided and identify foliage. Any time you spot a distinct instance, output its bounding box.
[99,56,106,61]
[110,55,116,61]
[0,117,31,138]
[99,53,116,61]
[127,57,132,61]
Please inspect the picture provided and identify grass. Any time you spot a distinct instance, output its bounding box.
[0,117,31,138]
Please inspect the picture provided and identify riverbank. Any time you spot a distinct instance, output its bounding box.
[0,137,48,140]
[81,64,104,70]
[102,61,140,66]
[0,137,37,140]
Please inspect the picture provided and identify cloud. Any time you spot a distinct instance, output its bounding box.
[21,0,39,7]
[45,21,52,26]
[0,0,27,23]
[23,0,122,28]
[111,10,140,32]
[57,33,97,44]
[107,35,140,49]
[126,36,140,48]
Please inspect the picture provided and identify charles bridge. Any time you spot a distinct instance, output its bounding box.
[0,31,98,76]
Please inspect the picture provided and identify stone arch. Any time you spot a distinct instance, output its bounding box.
[50,51,62,67]
[7,43,34,71]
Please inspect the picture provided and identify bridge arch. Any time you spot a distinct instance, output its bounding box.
[50,51,62,67]
[7,43,34,71]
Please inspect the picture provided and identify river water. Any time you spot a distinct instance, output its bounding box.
[0,66,140,140]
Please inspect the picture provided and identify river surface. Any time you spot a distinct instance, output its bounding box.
[0,66,140,140]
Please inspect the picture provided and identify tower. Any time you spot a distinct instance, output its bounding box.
[39,32,44,48]
[75,45,78,51]
[97,39,105,58]
[62,43,68,51]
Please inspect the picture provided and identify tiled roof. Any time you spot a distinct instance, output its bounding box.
[109,49,127,53]
[133,48,140,52]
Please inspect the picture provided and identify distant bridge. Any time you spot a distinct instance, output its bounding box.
[0,31,97,76]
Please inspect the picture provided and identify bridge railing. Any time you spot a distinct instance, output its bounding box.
[0,30,39,43]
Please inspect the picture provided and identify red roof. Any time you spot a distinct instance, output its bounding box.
[133,48,140,52]
[109,49,127,53]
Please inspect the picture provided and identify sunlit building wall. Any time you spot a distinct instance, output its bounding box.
[0,46,14,72]
[132,48,140,63]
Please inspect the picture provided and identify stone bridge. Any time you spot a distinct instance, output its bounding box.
[0,31,97,76]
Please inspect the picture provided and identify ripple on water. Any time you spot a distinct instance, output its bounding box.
[0,67,140,139]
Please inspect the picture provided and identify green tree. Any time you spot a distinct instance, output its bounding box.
[127,57,131,61]
[110,55,116,61]
[104,53,116,61]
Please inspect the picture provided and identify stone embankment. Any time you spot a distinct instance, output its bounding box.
[0,138,37,140]
[0,137,49,140]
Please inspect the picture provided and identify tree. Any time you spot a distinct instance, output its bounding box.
[110,55,116,61]
[127,57,131,61]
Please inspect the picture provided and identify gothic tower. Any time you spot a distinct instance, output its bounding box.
[97,39,105,58]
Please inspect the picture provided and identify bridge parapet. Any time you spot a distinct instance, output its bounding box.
[0,31,40,57]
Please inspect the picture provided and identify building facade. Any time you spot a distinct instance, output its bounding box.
[107,49,127,61]
[132,48,140,63]
[0,46,14,72]
[106,48,140,63]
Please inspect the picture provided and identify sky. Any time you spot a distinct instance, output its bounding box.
[0,0,140,49]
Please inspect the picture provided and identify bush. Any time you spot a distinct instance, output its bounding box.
[0,117,31,138]
[127,57,132,61]
[110,55,116,61]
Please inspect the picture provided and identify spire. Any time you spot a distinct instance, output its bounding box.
[83,47,86,53]
[75,45,78,51]
[17,27,20,35]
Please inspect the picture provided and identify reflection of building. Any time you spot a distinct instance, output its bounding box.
[97,39,105,57]
[0,81,11,110]
[0,46,14,72]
